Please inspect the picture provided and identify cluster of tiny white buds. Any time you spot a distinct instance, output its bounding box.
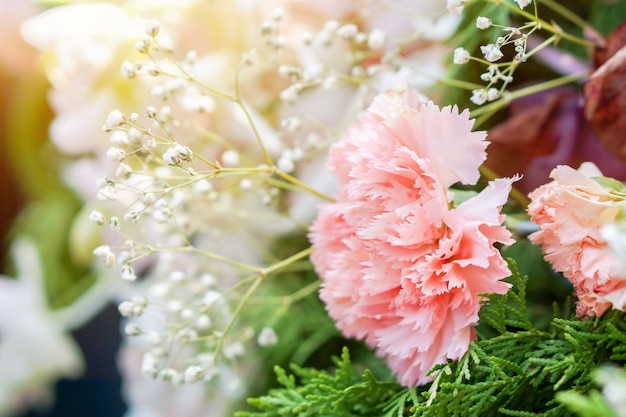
[118,296,148,317]
[480,64,513,84]
[470,87,500,105]
[163,144,192,166]
[514,37,528,62]
[93,245,116,268]
[453,47,471,65]
[476,16,492,30]
[103,109,126,132]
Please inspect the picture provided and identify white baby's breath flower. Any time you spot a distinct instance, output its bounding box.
[470,89,488,105]
[487,88,500,101]
[183,366,203,383]
[453,47,470,64]
[476,16,492,29]
[121,264,137,281]
[120,60,136,79]
[145,20,160,37]
[163,144,192,165]
[93,245,116,268]
[337,23,358,40]
[221,150,240,167]
[367,28,387,50]
[103,109,125,131]
[257,327,278,347]
[447,0,466,15]
[514,0,532,8]
[125,322,142,336]
[97,185,117,201]
[480,43,504,62]
[106,147,126,162]
[89,210,106,226]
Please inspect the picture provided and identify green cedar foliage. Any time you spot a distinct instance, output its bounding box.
[239,258,626,416]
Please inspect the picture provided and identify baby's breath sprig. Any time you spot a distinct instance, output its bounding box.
[451,0,592,117]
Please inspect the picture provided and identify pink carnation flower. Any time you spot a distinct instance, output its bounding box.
[528,162,626,317]
[309,88,515,386]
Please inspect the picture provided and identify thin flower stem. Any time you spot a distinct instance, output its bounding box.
[275,170,335,202]
[186,246,260,272]
[233,98,275,167]
[538,0,590,30]
[260,247,313,277]
[212,276,263,364]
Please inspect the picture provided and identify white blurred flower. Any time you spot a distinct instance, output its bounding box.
[0,238,109,416]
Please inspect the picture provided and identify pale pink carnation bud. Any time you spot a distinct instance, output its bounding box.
[528,162,626,317]
[310,88,515,386]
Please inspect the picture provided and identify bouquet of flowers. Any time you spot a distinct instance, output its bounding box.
[3,0,626,416]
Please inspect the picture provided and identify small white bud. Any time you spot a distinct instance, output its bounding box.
[89,210,106,225]
[221,150,240,167]
[184,366,203,383]
[337,24,358,40]
[115,163,132,179]
[453,47,471,64]
[121,264,137,281]
[120,60,136,79]
[107,147,126,162]
[447,0,466,15]
[480,43,504,62]
[476,16,492,29]
[163,144,192,166]
[257,327,278,347]
[487,88,500,101]
[145,20,160,37]
[470,89,488,105]
[93,245,116,268]
[271,8,284,21]
[103,109,125,131]
[125,322,142,336]
[108,216,120,231]
[367,28,386,50]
